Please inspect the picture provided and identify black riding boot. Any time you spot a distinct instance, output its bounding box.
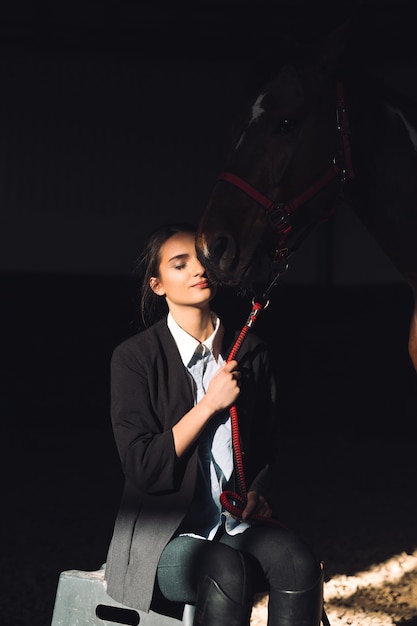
[268,565,325,626]
[193,574,252,626]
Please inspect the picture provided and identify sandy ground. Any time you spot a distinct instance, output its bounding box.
[251,549,417,625]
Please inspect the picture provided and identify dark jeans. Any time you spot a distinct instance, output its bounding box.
[156,524,319,607]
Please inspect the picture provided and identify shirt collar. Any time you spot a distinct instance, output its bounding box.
[167,312,223,366]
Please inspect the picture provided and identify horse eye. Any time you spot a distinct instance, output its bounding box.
[275,117,298,134]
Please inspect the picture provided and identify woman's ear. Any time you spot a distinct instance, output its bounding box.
[150,277,165,296]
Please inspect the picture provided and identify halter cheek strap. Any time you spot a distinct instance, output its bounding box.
[218,165,341,225]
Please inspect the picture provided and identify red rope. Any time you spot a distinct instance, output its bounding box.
[221,300,286,527]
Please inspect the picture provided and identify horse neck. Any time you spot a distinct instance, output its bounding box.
[342,66,417,278]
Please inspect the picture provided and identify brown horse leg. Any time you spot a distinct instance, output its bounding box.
[406,273,417,373]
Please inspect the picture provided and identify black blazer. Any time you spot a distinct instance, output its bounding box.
[105,317,278,612]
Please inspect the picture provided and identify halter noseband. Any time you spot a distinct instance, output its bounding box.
[217,82,355,265]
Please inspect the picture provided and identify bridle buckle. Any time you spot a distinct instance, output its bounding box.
[269,204,287,226]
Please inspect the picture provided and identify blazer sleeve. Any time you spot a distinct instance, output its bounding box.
[110,335,192,495]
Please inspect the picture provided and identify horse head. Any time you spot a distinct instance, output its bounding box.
[196,21,354,292]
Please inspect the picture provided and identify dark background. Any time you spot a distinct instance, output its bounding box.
[1,2,417,625]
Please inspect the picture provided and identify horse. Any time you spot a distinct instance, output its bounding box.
[195,19,417,373]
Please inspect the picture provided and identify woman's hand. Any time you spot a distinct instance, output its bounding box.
[173,360,240,457]
[202,360,241,414]
[242,491,272,520]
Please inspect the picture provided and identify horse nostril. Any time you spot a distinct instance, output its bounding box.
[212,236,227,261]
[212,234,237,270]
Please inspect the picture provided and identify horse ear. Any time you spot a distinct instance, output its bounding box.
[312,17,355,75]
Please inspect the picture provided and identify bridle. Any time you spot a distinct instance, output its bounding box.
[217,82,355,276]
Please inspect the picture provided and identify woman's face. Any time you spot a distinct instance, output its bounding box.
[150,231,215,313]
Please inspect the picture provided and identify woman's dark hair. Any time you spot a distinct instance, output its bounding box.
[134,222,197,328]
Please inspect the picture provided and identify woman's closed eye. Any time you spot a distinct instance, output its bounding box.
[168,253,190,271]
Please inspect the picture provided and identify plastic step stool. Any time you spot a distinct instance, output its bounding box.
[51,567,195,626]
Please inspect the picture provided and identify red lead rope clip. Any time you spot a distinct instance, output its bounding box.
[227,299,267,362]
[247,298,268,327]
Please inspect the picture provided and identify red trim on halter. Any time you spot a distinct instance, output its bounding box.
[218,171,277,213]
[219,164,340,221]
[218,164,341,262]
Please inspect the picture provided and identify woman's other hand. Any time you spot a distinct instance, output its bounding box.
[242,491,272,520]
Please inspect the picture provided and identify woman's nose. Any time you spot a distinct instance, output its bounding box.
[193,258,206,276]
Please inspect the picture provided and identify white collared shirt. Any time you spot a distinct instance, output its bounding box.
[167,312,251,539]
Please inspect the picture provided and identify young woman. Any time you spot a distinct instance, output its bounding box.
[104,223,324,625]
